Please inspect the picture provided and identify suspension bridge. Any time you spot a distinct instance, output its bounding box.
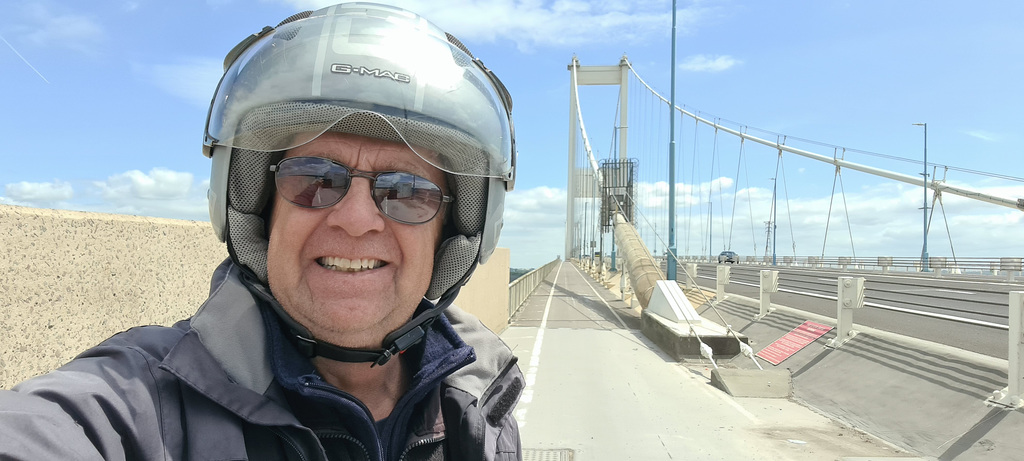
[501,55,1024,460]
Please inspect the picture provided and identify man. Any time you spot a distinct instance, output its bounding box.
[0,3,522,460]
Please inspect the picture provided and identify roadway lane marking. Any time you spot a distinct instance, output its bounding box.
[515,261,564,429]
[570,263,628,329]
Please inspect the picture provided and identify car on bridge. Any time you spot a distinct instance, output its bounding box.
[718,250,738,264]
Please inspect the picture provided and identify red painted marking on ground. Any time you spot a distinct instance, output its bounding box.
[756,321,833,365]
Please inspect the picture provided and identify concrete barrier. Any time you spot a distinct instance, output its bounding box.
[1,205,227,388]
[0,204,511,388]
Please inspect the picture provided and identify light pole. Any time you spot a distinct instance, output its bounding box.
[770,176,778,266]
[666,0,678,280]
[913,122,929,272]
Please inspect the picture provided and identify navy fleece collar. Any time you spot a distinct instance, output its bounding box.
[258,298,476,461]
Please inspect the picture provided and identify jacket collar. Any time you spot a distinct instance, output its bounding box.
[159,260,288,425]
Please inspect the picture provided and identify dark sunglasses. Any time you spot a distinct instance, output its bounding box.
[270,156,453,224]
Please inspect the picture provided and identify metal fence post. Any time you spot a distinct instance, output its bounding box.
[620,265,630,301]
[715,265,731,300]
[684,263,697,290]
[878,256,892,274]
[990,292,1024,408]
[828,277,864,348]
[756,270,779,320]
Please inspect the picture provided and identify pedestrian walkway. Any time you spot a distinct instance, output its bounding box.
[500,261,917,461]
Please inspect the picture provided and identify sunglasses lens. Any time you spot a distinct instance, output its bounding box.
[275,157,349,208]
[373,172,445,224]
[274,157,447,224]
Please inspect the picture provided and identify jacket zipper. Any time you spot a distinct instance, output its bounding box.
[318,431,372,461]
[398,436,445,461]
[271,427,309,461]
[302,378,381,460]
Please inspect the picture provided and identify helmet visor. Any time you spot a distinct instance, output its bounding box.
[204,3,513,179]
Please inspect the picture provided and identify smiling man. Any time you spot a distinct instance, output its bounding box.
[0,3,522,460]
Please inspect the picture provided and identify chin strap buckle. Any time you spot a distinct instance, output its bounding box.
[294,335,318,357]
[373,324,427,367]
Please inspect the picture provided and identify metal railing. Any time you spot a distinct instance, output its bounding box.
[670,255,1023,277]
[508,258,561,319]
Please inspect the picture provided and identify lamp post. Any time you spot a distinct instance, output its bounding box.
[770,176,778,266]
[913,122,929,272]
[666,0,678,280]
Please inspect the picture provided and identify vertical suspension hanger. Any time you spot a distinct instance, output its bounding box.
[691,114,703,257]
[740,128,758,260]
[834,147,857,260]
[822,147,840,260]
[777,150,797,259]
[934,166,959,268]
[712,120,725,252]
[728,121,744,253]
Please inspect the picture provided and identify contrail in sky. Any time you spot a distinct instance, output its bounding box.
[0,33,50,84]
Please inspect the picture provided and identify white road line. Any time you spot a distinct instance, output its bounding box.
[516,261,563,429]
[570,263,628,329]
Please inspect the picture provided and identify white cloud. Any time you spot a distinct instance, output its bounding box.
[17,3,104,53]
[273,0,707,50]
[678,54,740,73]
[137,58,223,108]
[74,168,209,221]
[501,186,568,268]
[93,168,195,200]
[2,180,74,204]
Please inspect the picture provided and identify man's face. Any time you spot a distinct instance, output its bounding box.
[266,132,447,348]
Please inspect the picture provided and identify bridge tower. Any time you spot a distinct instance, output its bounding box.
[566,55,630,260]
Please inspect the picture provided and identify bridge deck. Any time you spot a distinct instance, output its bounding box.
[499,261,911,461]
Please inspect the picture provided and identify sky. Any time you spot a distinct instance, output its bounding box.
[2,0,1022,269]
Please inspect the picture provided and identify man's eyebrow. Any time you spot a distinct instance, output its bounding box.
[374,157,434,175]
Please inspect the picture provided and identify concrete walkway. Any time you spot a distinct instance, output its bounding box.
[501,261,917,461]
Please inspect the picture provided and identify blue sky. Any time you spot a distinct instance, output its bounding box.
[2,0,1022,268]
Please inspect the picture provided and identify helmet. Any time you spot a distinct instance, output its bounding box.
[203,3,515,364]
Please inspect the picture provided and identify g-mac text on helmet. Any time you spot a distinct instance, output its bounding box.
[330,63,411,83]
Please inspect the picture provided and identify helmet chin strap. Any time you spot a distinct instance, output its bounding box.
[239,268,459,367]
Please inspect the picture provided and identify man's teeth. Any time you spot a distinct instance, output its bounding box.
[318,256,383,272]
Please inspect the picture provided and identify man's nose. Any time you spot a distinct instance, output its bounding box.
[324,177,386,235]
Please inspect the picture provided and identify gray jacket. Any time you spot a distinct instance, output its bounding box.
[0,261,523,460]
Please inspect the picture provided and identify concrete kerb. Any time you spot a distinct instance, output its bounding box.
[710,367,792,398]
[640,309,749,360]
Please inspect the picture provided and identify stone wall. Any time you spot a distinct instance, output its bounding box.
[1,204,511,388]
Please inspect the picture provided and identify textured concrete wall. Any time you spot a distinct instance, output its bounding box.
[454,247,510,334]
[1,205,228,388]
[1,204,511,389]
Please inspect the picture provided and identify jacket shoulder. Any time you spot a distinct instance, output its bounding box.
[0,323,190,460]
[441,306,524,461]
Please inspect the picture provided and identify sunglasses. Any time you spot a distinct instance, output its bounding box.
[270,156,453,224]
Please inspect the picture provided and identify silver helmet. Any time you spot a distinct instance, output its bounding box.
[204,3,515,306]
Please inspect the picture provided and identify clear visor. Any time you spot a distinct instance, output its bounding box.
[204,3,513,179]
